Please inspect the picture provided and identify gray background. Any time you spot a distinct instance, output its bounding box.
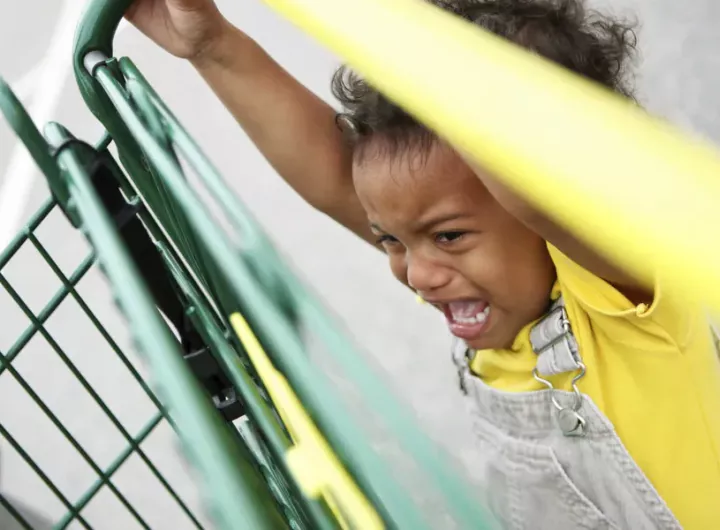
[0,0,718,528]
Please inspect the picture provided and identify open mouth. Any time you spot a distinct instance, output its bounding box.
[437,299,491,341]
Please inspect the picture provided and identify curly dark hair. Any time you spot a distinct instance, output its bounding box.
[332,0,638,160]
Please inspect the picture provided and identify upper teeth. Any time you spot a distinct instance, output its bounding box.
[454,305,490,324]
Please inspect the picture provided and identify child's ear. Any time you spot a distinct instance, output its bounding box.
[335,113,362,143]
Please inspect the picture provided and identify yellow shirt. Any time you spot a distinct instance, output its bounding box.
[470,244,720,529]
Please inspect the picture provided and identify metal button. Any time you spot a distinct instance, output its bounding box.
[557,408,586,437]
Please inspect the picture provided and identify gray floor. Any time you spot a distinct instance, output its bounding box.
[1,0,718,528]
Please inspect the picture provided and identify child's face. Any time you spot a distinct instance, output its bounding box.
[353,142,556,350]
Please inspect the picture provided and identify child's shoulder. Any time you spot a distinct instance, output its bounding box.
[547,242,710,350]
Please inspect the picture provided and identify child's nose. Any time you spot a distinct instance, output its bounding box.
[406,252,451,293]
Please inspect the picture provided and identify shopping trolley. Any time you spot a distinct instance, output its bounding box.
[0,0,492,528]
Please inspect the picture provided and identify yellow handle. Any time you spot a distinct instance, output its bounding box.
[261,0,720,312]
[229,313,384,530]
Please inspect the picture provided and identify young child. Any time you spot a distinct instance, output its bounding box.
[128,0,720,527]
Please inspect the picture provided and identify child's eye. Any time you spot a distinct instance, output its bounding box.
[376,234,399,246]
[435,231,466,244]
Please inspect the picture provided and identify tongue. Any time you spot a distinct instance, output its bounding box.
[448,300,486,319]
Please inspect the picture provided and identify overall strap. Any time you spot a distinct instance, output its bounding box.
[530,296,587,436]
[529,297,583,377]
[453,296,588,436]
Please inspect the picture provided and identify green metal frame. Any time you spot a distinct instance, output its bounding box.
[0,0,496,528]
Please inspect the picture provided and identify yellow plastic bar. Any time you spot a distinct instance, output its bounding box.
[229,313,385,530]
[261,0,720,311]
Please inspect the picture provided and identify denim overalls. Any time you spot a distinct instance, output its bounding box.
[452,297,683,529]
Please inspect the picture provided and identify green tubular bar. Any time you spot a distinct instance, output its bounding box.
[157,241,340,530]
[84,129,309,527]
[43,121,288,529]
[0,72,285,527]
[92,37,494,530]
[2,4,279,528]
[90,62,420,526]
[67,114,306,526]
[75,0,243,327]
[82,67,340,524]
[0,0,499,527]
[72,1,496,526]
[117,52,497,529]
[0,82,75,224]
[120,60,293,308]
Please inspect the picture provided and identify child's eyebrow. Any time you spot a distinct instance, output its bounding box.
[414,213,469,232]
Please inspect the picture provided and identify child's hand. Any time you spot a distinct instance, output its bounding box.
[125,0,231,63]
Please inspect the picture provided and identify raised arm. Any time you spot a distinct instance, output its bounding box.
[126,0,374,243]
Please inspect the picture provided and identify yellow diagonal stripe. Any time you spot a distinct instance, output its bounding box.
[229,313,384,530]
[261,0,720,312]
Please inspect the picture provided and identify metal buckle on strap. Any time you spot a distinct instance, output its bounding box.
[532,304,572,351]
[531,297,587,437]
[533,365,587,437]
[530,300,582,376]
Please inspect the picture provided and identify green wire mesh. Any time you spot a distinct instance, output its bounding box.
[0,199,208,529]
